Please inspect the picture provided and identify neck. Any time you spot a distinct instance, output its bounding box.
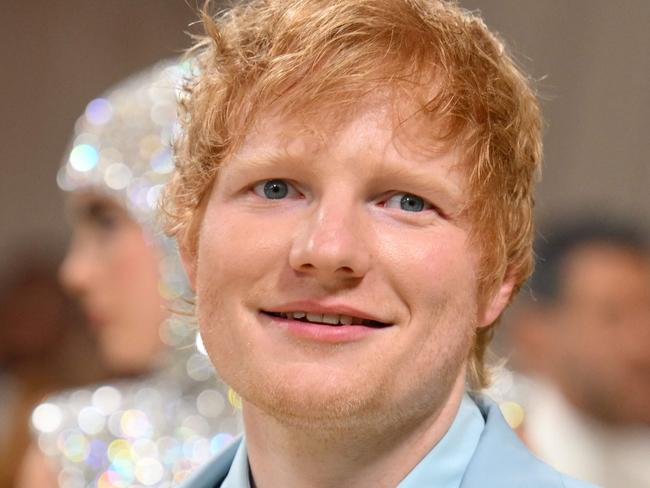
[243,374,467,488]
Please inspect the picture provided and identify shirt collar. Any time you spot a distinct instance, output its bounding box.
[398,393,485,488]
[220,436,251,488]
[221,393,484,488]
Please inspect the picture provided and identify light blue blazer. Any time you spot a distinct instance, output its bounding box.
[183,396,596,487]
[462,396,595,487]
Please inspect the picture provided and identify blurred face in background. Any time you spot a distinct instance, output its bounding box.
[548,243,650,424]
[60,192,166,375]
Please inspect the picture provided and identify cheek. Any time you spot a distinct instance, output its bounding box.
[378,226,479,313]
[112,231,162,307]
[111,233,148,274]
[197,205,292,291]
[196,205,296,363]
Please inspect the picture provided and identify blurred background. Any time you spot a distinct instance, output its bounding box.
[0,1,648,487]
[0,2,198,487]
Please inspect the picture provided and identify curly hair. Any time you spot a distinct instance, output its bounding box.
[162,0,543,389]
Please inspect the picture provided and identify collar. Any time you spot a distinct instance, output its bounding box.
[399,393,484,487]
[221,436,251,488]
[181,394,595,488]
[220,393,483,488]
[460,396,596,487]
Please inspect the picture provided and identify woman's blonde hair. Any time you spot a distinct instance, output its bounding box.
[162,0,542,389]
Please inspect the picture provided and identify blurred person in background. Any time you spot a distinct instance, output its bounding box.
[16,60,242,488]
[506,220,650,487]
[0,259,104,487]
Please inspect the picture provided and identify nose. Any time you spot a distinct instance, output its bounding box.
[59,233,95,297]
[289,197,371,285]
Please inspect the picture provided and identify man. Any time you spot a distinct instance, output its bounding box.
[507,220,650,487]
[163,1,595,486]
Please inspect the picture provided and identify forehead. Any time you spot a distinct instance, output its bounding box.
[562,244,650,301]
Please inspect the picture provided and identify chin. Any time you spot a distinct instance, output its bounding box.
[99,341,156,376]
[251,381,381,431]
[225,357,422,434]
[222,355,354,415]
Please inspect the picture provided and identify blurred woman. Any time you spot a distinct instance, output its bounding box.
[17,60,241,488]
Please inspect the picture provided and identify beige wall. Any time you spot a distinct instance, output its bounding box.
[1,0,649,277]
[0,0,195,276]
[463,0,650,233]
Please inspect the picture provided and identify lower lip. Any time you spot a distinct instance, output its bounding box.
[260,313,390,343]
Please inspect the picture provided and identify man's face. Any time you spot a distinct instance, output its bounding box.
[551,244,650,423]
[189,99,510,429]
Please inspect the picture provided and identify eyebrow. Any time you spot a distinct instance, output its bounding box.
[221,149,305,176]
[366,161,463,201]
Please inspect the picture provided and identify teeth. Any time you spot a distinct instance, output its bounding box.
[322,314,339,325]
[306,312,323,323]
[276,311,379,326]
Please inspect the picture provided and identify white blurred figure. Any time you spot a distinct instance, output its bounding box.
[507,220,650,488]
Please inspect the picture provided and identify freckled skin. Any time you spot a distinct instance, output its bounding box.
[189,99,513,434]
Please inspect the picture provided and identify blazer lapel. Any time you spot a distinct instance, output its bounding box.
[181,436,242,488]
[460,396,567,487]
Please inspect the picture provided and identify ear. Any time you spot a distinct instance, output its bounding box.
[478,270,517,328]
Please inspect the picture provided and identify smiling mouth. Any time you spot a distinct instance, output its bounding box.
[262,311,391,328]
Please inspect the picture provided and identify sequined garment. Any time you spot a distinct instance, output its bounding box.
[56,59,192,305]
[32,349,241,487]
[31,60,242,487]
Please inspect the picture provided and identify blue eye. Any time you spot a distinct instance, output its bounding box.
[384,193,431,212]
[253,179,298,199]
